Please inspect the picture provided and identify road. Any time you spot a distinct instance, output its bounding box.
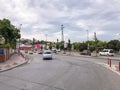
[0,53,120,90]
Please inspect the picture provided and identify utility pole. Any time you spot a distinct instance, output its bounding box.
[61,24,65,53]
[86,30,90,55]
[86,30,89,50]
[61,24,64,43]
[45,34,47,49]
[94,32,97,56]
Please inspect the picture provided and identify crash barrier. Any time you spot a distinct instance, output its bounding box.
[108,58,120,72]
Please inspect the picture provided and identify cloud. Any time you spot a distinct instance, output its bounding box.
[0,0,120,42]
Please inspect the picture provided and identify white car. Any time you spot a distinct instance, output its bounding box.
[99,49,114,56]
[38,50,43,54]
[43,50,52,60]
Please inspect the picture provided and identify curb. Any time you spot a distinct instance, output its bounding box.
[97,62,120,76]
[58,53,95,58]
[58,53,120,61]
[0,59,29,73]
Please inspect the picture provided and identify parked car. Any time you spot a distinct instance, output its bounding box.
[80,50,91,56]
[24,50,28,53]
[43,50,52,60]
[38,50,43,54]
[52,48,57,53]
[29,50,34,54]
[99,49,114,56]
[57,49,61,52]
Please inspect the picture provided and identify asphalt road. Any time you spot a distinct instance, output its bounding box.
[0,53,120,90]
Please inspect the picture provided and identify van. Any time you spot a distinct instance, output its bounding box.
[99,49,114,56]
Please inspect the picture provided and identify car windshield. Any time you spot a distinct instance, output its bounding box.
[109,50,114,53]
[44,52,51,54]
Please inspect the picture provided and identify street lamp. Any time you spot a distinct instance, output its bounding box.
[61,24,64,42]
[94,32,97,56]
[86,30,89,50]
[45,34,47,49]
[18,24,22,54]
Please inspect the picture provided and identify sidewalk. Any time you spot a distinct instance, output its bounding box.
[0,54,29,72]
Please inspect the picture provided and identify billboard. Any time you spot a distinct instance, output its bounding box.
[34,44,40,49]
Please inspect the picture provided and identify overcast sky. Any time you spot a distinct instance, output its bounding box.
[0,0,120,42]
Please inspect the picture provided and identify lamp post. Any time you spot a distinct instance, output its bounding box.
[18,24,22,54]
[61,24,64,43]
[45,34,47,49]
[61,24,65,53]
[86,30,89,50]
[94,32,97,56]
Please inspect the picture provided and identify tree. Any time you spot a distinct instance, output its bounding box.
[56,39,60,50]
[20,39,32,44]
[0,18,20,61]
[73,42,80,51]
[0,18,20,48]
[97,40,107,48]
[116,41,120,51]
[79,42,87,52]
[60,41,64,50]
[49,42,52,50]
[67,39,71,51]
[107,40,120,51]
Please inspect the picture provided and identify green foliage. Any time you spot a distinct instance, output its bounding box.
[97,40,107,48]
[0,18,20,48]
[67,39,71,51]
[73,40,108,52]
[4,43,10,48]
[73,42,80,51]
[116,41,120,50]
[49,42,52,50]
[79,42,87,52]
[56,39,60,49]
[107,40,120,51]
[40,40,46,44]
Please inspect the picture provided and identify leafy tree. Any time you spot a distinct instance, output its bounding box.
[0,18,20,48]
[60,41,64,50]
[72,42,80,51]
[32,38,35,45]
[97,40,107,48]
[79,42,87,52]
[67,39,71,51]
[116,41,120,51]
[107,40,120,51]
[56,39,60,49]
[20,39,32,44]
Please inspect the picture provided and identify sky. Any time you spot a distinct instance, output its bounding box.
[0,0,120,42]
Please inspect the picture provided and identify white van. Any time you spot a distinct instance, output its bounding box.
[99,49,114,56]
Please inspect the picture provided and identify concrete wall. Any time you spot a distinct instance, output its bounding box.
[0,54,5,62]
